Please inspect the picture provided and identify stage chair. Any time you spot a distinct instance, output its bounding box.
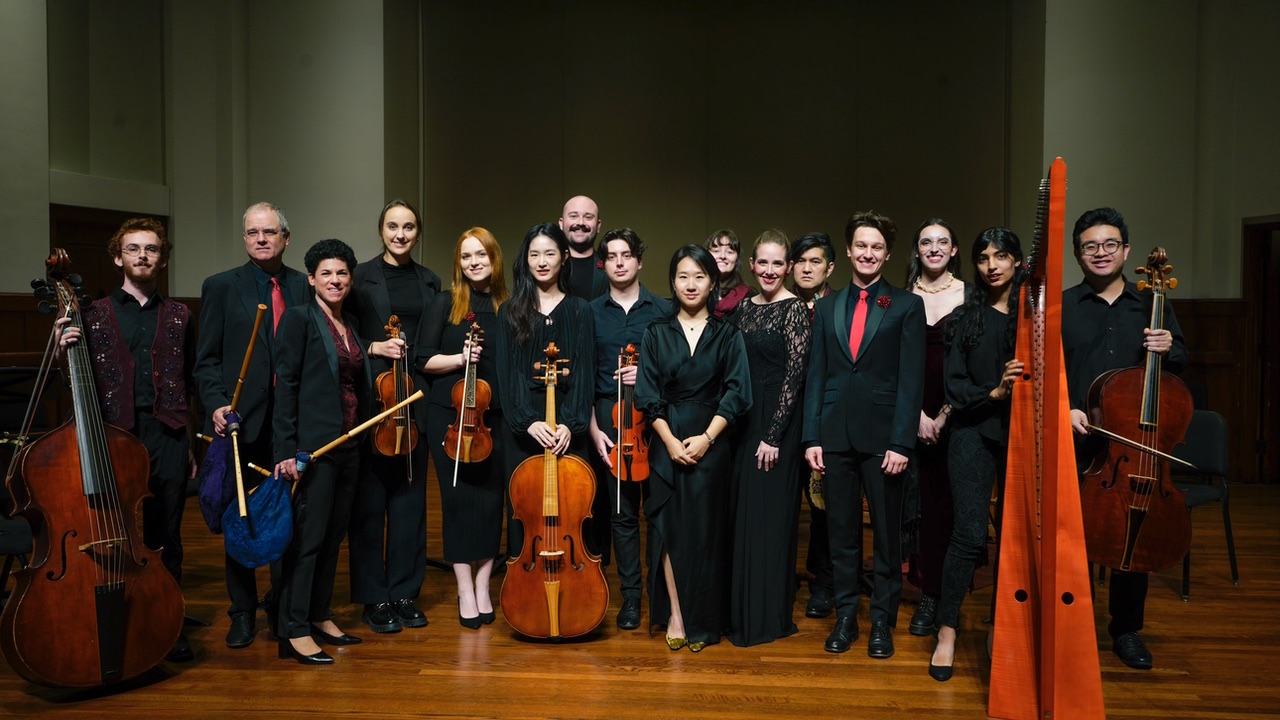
[1171,409,1238,601]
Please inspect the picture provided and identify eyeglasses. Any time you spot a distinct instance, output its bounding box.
[121,245,162,258]
[918,237,952,250]
[244,228,281,239]
[1080,240,1123,256]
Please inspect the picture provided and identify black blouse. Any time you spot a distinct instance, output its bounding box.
[418,290,502,410]
[944,305,1015,444]
[495,295,595,435]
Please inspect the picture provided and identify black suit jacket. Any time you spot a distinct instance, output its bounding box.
[194,261,311,444]
[348,257,440,431]
[272,303,373,464]
[801,281,926,456]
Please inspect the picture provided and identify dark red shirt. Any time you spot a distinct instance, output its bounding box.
[323,312,364,433]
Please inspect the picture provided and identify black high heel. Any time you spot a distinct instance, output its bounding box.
[310,625,363,646]
[478,610,495,625]
[278,637,335,665]
[459,597,483,629]
[929,638,954,681]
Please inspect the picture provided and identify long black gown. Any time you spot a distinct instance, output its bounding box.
[727,296,812,647]
[635,315,751,647]
[419,291,505,564]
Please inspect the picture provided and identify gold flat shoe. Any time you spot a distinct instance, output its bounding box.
[688,641,707,653]
[666,635,687,651]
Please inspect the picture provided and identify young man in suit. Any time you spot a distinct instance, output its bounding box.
[803,211,926,658]
[194,202,312,648]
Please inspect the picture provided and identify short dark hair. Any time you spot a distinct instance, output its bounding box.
[790,232,835,265]
[844,211,897,253]
[304,238,357,275]
[597,227,646,261]
[1071,207,1129,252]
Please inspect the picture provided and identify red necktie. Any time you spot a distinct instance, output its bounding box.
[848,289,869,361]
[270,278,285,335]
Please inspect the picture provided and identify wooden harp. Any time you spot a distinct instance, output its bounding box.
[988,157,1105,719]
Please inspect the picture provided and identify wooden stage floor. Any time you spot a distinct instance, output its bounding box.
[2,476,1278,719]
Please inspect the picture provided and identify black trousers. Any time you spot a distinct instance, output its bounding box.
[803,466,833,596]
[226,428,272,617]
[937,427,1004,629]
[277,446,359,639]
[593,396,647,599]
[824,449,906,627]
[133,411,189,582]
[347,442,428,604]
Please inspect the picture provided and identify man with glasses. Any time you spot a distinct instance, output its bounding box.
[1062,207,1187,671]
[54,217,196,662]
[195,202,312,649]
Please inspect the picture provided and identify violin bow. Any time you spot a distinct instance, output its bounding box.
[616,349,623,513]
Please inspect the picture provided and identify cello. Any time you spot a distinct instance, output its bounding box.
[372,315,419,457]
[1080,247,1193,573]
[443,322,493,483]
[609,344,649,493]
[500,342,608,639]
[1,250,184,687]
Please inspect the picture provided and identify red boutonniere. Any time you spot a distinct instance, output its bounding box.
[877,296,891,309]
[596,260,605,270]
[464,312,476,323]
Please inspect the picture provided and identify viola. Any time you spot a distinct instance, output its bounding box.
[372,315,419,457]
[609,344,649,483]
[1080,247,1193,574]
[500,342,608,639]
[0,250,184,687]
[443,322,493,479]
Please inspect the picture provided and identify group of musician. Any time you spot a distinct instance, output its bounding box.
[54,194,1185,677]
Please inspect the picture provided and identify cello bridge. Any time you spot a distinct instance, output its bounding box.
[538,549,565,559]
[78,537,125,553]
[1127,474,1156,497]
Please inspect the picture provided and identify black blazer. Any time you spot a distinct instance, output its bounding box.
[272,302,373,464]
[194,261,311,444]
[801,282,926,456]
[347,257,441,431]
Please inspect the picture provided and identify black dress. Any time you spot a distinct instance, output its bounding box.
[727,297,811,647]
[635,316,751,647]
[419,291,505,564]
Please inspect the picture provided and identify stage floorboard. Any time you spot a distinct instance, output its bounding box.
[3,473,1277,719]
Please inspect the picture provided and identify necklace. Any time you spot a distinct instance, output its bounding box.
[915,272,955,294]
[683,317,708,332]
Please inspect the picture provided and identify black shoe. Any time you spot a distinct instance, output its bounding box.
[225,612,255,648]
[311,625,363,646]
[909,594,938,636]
[806,589,834,619]
[165,634,194,662]
[867,621,895,659]
[478,610,496,625]
[928,661,954,682]
[363,603,403,634]
[616,597,642,630]
[278,637,334,665]
[824,616,858,653]
[1112,632,1153,670]
[391,599,428,629]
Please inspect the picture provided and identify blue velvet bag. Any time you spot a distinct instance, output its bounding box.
[197,435,234,534]
[223,472,293,569]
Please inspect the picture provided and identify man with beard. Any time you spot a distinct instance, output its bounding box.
[789,232,838,619]
[559,195,609,301]
[195,202,312,649]
[56,217,197,662]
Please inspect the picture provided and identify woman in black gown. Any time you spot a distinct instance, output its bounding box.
[928,228,1024,681]
[495,224,595,579]
[635,245,751,652]
[727,230,811,647]
[421,227,509,628]
[904,218,967,636]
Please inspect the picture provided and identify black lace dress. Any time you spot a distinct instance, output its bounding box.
[727,297,812,647]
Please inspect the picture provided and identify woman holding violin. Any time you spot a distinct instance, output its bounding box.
[273,239,388,665]
[726,230,811,648]
[420,227,509,628]
[928,228,1024,681]
[347,199,441,634]
[635,245,751,653]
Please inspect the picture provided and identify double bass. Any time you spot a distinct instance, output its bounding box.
[1080,248,1193,573]
[372,315,419,457]
[609,344,649,488]
[500,342,608,639]
[1,250,184,687]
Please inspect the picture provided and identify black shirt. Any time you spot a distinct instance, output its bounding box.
[111,287,162,410]
[382,259,424,350]
[944,305,1015,444]
[846,277,883,331]
[568,255,606,301]
[250,262,289,364]
[589,285,673,397]
[1061,278,1188,412]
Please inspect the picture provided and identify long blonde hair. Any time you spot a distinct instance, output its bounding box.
[449,227,509,325]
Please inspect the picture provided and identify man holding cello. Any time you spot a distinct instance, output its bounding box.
[1062,207,1188,670]
[587,227,671,630]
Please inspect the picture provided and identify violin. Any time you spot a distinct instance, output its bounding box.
[0,250,184,687]
[609,344,649,483]
[443,323,493,478]
[1079,247,1193,574]
[500,342,608,639]
[372,315,419,457]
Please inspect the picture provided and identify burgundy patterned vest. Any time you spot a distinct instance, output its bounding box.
[82,296,191,431]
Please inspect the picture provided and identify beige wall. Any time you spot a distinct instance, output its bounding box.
[0,1,51,295]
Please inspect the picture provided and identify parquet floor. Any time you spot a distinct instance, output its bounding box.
[2,474,1277,719]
